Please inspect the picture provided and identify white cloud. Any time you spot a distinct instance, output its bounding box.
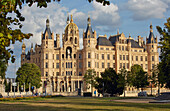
[127,0,169,20]
[89,1,120,32]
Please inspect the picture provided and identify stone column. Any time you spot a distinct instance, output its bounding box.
[23,83,25,92]
[57,80,60,92]
[10,79,12,92]
[64,81,66,92]
[73,81,75,91]
[53,79,56,92]
[71,80,73,92]
[17,82,19,93]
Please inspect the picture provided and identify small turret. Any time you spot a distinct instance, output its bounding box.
[70,14,73,23]
[66,13,70,24]
[22,42,26,54]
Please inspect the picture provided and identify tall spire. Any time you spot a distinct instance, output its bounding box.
[87,15,91,26]
[150,22,153,32]
[46,17,50,28]
[70,14,73,23]
[66,12,70,24]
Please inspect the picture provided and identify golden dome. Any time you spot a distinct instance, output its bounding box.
[65,15,78,33]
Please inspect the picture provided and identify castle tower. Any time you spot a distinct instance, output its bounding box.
[63,14,79,49]
[41,18,54,49]
[146,23,159,75]
[83,16,97,49]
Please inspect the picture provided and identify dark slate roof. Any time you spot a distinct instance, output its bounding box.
[84,25,94,38]
[147,31,156,44]
[42,27,52,39]
[109,34,121,46]
[97,37,113,46]
[127,39,142,48]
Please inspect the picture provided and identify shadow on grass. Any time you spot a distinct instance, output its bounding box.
[0,102,123,111]
[17,97,170,111]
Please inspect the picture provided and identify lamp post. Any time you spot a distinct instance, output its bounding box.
[14,55,16,98]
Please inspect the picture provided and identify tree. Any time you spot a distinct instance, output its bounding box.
[118,68,129,97]
[129,65,149,91]
[83,69,97,94]
[0,55,8,79]
[0,0,110,64]
[16,63,41,91]
[156,17,170,88]
[95,68,125,96]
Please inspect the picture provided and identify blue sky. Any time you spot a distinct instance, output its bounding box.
[6,0,170,78]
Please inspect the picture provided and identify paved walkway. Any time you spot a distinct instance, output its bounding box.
[112,99,156,103]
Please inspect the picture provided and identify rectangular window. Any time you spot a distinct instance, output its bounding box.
[88,53,91,58]
[125,46,128,51]
[102,54,104,59]
[152,64,155,69]
[122,46,124,51]
[56,54,59,60]
[136,56,138,61]
[145,64,148,69]
[123,63,125,68]
[79,62,82,68]
[123,55,125,60]
[126,55,129,60]
[53,54,54,59]
[102,62,104,68]
[141,56,143,61]
[100,48,103,50]
[120,63,122,68]
[56,72,59,76]
[62,54,64,59]
[120,55,122,60]
[88,62,91,68]
[127,63,129,69]
[152,56,154,61]
[113,63,115,69]
[79,72,82,76]
[107,54,110,60]
[46,54,48,59]
[119,46,121,50]
[97,54,99,59]
[97,62,99,68]
[79,54,82,59]
[132,56,133,61]
[113,55,115,60]
[106,48,109,50]
[46,62,48,68]
[56,63,59,68]
[46,72,48,77]
[141,64,143,69]
[53,63,54,68]
[95,53,96,59]
[107,63,110,68]
[145,56,147,61]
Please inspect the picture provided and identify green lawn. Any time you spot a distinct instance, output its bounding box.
[0,97,169,111]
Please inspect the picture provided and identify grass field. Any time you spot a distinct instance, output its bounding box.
[0,97,169,111]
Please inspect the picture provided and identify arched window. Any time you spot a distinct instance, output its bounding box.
[75,37,77,44]
[70,37,73,42]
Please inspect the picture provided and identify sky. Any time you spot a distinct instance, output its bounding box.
[6,0,170,78]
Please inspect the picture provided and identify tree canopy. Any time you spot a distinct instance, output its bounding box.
[16,63,41,90]
[83,69,97,92]
[128,65,149,90]
[156,17,170,88]
[95,68,125,96]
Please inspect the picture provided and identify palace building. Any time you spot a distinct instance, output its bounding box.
[21,15,159,94]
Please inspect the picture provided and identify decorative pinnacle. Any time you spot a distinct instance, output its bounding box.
[150,22,153,32]
[70,14,73,23]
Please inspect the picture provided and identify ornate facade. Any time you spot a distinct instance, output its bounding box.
[21,15,159,94]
